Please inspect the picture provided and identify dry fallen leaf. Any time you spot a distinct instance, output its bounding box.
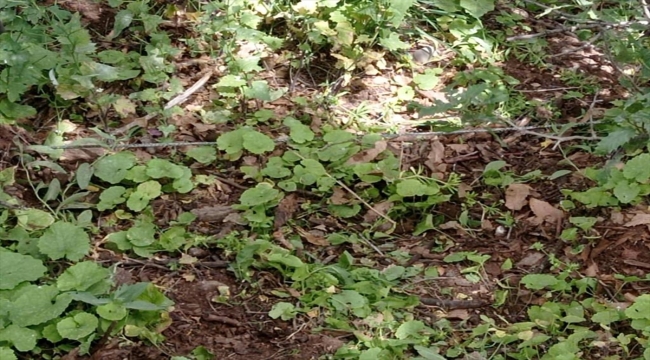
[624,213,650,228]
[505,183,531,211]
[529,198,564,226]
[345,140,387,165]
[295,226,330,246]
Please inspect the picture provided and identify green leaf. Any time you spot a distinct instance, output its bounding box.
[216,75,247,88]
[379,33,410,51]
[97,302,128,321]
[8,285,72,326]
[613,180,640,204]
[57,261,111,294]
[38,221,90,261]
[460,0,494,18]
[0,252,47,290]
[146,159,185,179]
[97,186,127,211]
[94,152,137,184]
[395,320,425,339]
[269,302,296,320]
[267,253,304,268]
[57,312,98,340]
[243,80,286,101]
[595,129,636,154]
[284,117,314,144]
[76,163,94,189]
[323,130,355,143]
[521,274,559,290]
[0,325,38,352]
[127,180,162,211]
[0,347,17,360]
[126,221,157,247]
[623,153,650,182]
[625,294,650,320]
[187,146,217,164]
[217,128,246,155]
[242,131,275,154]
[239,183,281,207]
[396,179,439,197]
[14,208,55,230]
[414,68,441,90]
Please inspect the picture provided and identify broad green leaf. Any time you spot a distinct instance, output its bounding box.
[127,180,162,211]
[460,0,495,18]
[14,208,55,230]
[521,274,559,290]
[613,180,640,204]
[414,68,441,90]
[217,128,246,154]
[243,80,286,101]
[57,312,98,340]
[284,117,314,144]
[0,252,46,290]
[187,146,217,164]
[269,302,295,320]
[57,262,111,294]
[126,221,156,247]
[216,75,247,88]
[396,179,439,197]
[94,152,137,184]
[97,186,127,211]
[595,129,636,154]
[239,183,281,207]
[0,347,16,360]
[323,130,355,143]
[267,253,304,268]
[146,159,185,179]
[0,325,38,352]
[625,294,650,320]
[97,302,127,321]
[623,153,650,182]
[395,320,425,339]
[242,131,275,154]
[38,221,90,261]
[379,33,410,51]
[8,285,72,326]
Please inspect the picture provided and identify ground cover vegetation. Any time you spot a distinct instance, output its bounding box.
[0,0,649,359]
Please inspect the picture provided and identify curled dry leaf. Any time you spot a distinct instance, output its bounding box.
[505,183,531,211]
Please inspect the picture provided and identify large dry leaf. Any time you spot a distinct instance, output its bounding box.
[296,226,330,246]
[362,201,393,223]
[346,140,387,165]
[624,213,650,228]
[274,193,299,229]
[505,183,531,210]
[529,198,564,225]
